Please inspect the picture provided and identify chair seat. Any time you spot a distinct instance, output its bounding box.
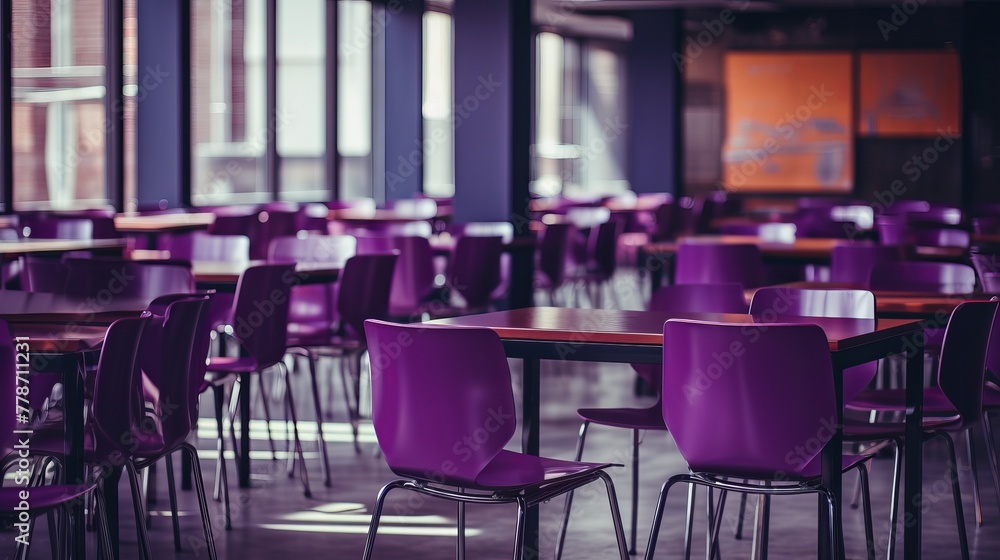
[577,405,666,430]
[207,355,261,374]
[471,449,615,491]
[0,485,95,512]
[847,387,956,413]
[286,323,362,351]
[983,386,1000,408]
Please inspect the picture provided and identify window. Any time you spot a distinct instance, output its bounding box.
[190,0,269,205]
[338,0,373,200]
[277,0,326,202]
[533,32,628,198]
[12,0,109,210]
[422,9,453,198]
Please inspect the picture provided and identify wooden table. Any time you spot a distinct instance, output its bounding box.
[191,260,341,292]
[113,212,215,233]
[426,307,926,560]
[0,237,127,256]
[1,292,150,559]
[328,207,451,223]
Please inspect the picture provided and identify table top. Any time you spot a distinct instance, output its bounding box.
[0,290,151,325]
[643,236,966,261]
[191,260,341,285]
[328,207,451,223]
[0,238,127,256]
[11,323,109,353]
[114,212,215,232]
[426,307,922,352]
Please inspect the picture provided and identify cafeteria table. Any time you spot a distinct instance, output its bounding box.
[0,237,126,257]
[427,307,926,560]
[752,281,994,319]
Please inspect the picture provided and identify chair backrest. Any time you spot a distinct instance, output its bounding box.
[870,261,977,295]
[972,252,1000,292]
[230,264,295,368]
[675,242,763,288]
[21,256,69,292]
[21,216,93,240]
[936,300,999,428]
[451,222,514,242]
[268,234,355,325]
[337,254,398,342]
[875,215,912,246]
[538,223,574,287]
[662,319,835,479]
[356,235,435,317]
[448,235,503,309]
[830,243,903,284]
[588,218,624,277]
[750,288,877,401]
[91,316,151,458]
[166,231,251,262]
[62,258,194,299]
[340,220,433,239]
[364,320,516,487]
[881,200,931,215]
[649,283,748,315]
[912,227,970,248]
[908,206,963,227]
[141,296,212,447]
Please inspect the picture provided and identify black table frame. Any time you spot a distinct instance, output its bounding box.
[497,323,924,560]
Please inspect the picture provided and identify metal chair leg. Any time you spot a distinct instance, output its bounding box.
[283,363,312,498]
[227,379,242,463]
[631,428,640,555]
[982,412,1000,520]
[596,470,630,560]
[858,465,876,560]
[125,463,153,560]
[182,443,219,560]
[362,481,405,560]
[256,370,279,460]
[457,489,466,560]
[966,427,984,526]
[887,438,902,560]
[556,421,590,560]
[340,354,362,454]
[707,488,727,560]
[512,496,528,560]
[734,484,748,539]
[941,432,971,560]
[165,454,183,552]
[683,482,696,560]
[94,484,115,560]
[306,350,332,487]
[644,476,682,560]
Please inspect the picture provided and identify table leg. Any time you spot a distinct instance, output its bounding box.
[104,466,123,560]
[819,364,844,560]
[903,350,924,560]
[63,353,87,559]
[521,358,540,558]
[238,372,252,488]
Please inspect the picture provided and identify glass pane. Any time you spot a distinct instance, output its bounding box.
[123,0,137,210]
[12,0,108,210]
[191,0,269,205]
[422,11,453,198]
[338,0,372,200]
[533,32,566,197]
[578,41,628,197]
[278,0,326,202]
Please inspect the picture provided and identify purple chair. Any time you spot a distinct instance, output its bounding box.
[830,243,903,285]
[973,216,1000,235]
[326,198,376,213]
[875,215,912,246]
[0,318,115,559]
[650,201,677,242]
[20,216,93,239]
[285,254,398,454]
[165,231,250,262]
[870,261,977,295]
[62,257,194,299]
[450,222,514,301]
[646,319,875,560]
[535,223,575,306]
[578,218,625,308]
[972,252,1000,293]
[841,300,998,560]
[361,320,629,560]
[21,256,69,292]
[336,220,433,239]
[675,241,763,288]
[356,235,436,319]
[912,227,970,248]
[270,234,357,485]
[203,264,314,498]
[556,283,748,559]
[881,200,931,215]
[130,296,219,556]
[908,205,963,227]
[441,235,503,314]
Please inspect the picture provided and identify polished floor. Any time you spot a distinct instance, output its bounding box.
[14,277,1000,559]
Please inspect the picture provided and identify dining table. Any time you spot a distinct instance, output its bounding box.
[426,307,927,560]
[0,237,127,257]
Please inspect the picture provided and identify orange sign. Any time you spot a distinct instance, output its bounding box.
[723,52,854,193]
[858,51,960,137]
